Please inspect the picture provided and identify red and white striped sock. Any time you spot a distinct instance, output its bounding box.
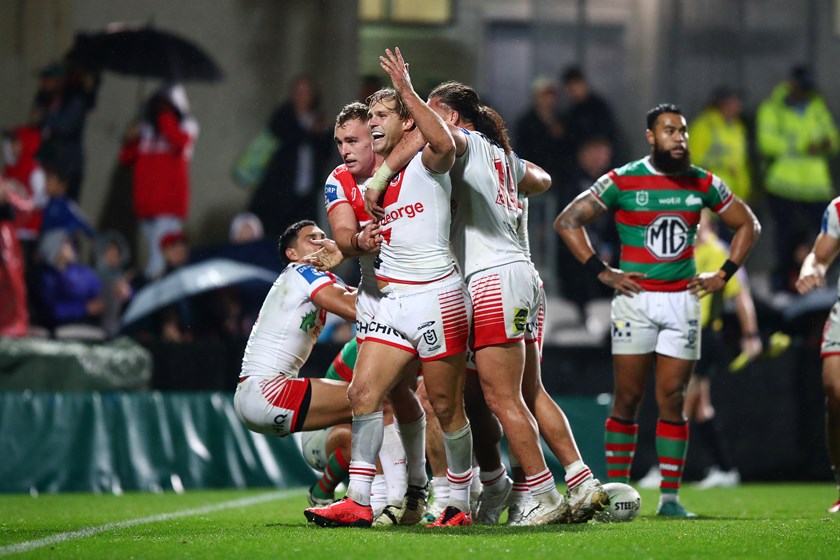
[564,460,593,492]
[347,460,377,506]
[526,468,562,507]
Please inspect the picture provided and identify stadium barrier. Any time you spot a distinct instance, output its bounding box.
[0,391,610,494]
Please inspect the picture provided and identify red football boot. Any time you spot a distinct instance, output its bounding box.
[426,506,473,527]
[304,497,373,528]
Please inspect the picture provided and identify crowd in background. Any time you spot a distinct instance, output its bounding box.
[1,56,838,350]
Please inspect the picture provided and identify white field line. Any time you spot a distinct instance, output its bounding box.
[0,490,300,557]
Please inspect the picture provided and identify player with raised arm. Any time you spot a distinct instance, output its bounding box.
[319,102,412,526]
[305,48,473,528]
[555,103,760,517]
[233,220,357,439]
[795,198,840,513]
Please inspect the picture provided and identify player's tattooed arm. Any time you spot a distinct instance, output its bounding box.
[555,191,644,297]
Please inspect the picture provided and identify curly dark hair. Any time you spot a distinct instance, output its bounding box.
[428,81,511,153]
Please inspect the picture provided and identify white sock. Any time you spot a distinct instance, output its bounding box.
[479,465,508,494]
[379,423,408,506]
[526,468,562,507]
[564,460,593,492]
[346,411,383,505]
[370,475,388,517]
[432,476,450,506]
[399,415,428,488]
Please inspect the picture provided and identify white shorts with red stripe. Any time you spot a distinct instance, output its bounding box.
[368,273,471,361]
[468,260,541,350]
[821,301,840,357]
[234,374,311,437]
[354,283,413,350]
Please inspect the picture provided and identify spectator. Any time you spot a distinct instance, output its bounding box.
[689,87,752,203]
[40,163,95,239]
[94,230,134,338]
[2,126,47,247]
[248,76,333,237]
[229,211,264,244]
[557,136,616,329]
[35,229,104,331]
[514,76,572,186]
[31,59,100,202]
[0,178,29,337]
[120,84,198,280]
[757,64,840,293]
[561,65,622,165]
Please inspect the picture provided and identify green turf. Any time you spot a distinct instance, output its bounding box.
[1,484,839,559]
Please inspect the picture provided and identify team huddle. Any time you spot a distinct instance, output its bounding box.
[232,47,775,528]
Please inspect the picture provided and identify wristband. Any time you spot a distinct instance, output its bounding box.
[367,162,394,193]
[584,255,607,276]
[350,232,361,251]
[742,332,760,339]
[718,259,739,282]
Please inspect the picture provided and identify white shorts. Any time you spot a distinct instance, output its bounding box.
[301,427,334,471]
[233,374,311,437]
[355,283,413,349]
[821,301,840,357]
[369,274,471,361]
[468,261,541,349]
[610,290,700,360]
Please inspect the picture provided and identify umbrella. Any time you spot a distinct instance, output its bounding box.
[121,258,277,327]
[67,24,223,82]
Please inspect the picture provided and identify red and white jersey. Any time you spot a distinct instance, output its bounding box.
[240,263,338,378]
[375,154,456,284]
[324,165,380,297]
[517,196,532,261]
[449,129,528,279]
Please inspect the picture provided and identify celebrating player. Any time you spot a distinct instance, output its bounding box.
[795,198,840,513]
[305,48,472,528]
[555,103,761,517]
[233,220,357,438]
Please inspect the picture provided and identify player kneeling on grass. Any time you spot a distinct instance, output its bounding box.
[234,220,359,442]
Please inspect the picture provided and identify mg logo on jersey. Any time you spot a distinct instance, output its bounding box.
[645,215,689,259]
[636,191,649,206]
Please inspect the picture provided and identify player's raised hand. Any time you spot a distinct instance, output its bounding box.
[302,238,344,271]
[379,47,413,95]
[598,268,645,297]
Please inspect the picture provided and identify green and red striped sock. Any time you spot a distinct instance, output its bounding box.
[656,419,689,495]
[605,417,638,483]
[312,447,350,501]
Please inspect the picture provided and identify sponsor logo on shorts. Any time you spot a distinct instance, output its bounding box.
[272,410,292,437]
[423,329,438,346]
[612,320,632,339]
[513,308,528,333]
[685,327,697,349]
[359,320,408,340]
[417,320,436,330]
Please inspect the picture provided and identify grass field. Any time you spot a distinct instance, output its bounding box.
[1,484,839,559]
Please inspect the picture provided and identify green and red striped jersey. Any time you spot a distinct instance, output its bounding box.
[325,338,357,382]
[590,156,734,291]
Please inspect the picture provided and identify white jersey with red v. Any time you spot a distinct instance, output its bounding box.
[375,154,457,284]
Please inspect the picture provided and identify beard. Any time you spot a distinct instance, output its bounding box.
[651,143,691,174]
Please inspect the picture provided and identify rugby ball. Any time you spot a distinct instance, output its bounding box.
[594,482,641,522]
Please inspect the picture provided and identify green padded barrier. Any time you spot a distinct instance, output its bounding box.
[0,392,609,494]
[0,392,315,494]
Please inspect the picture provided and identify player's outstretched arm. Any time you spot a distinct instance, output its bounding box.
[379,47,455,173]
[313,284,357,323]
[555,191,644,296]
[796,233,840,294]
